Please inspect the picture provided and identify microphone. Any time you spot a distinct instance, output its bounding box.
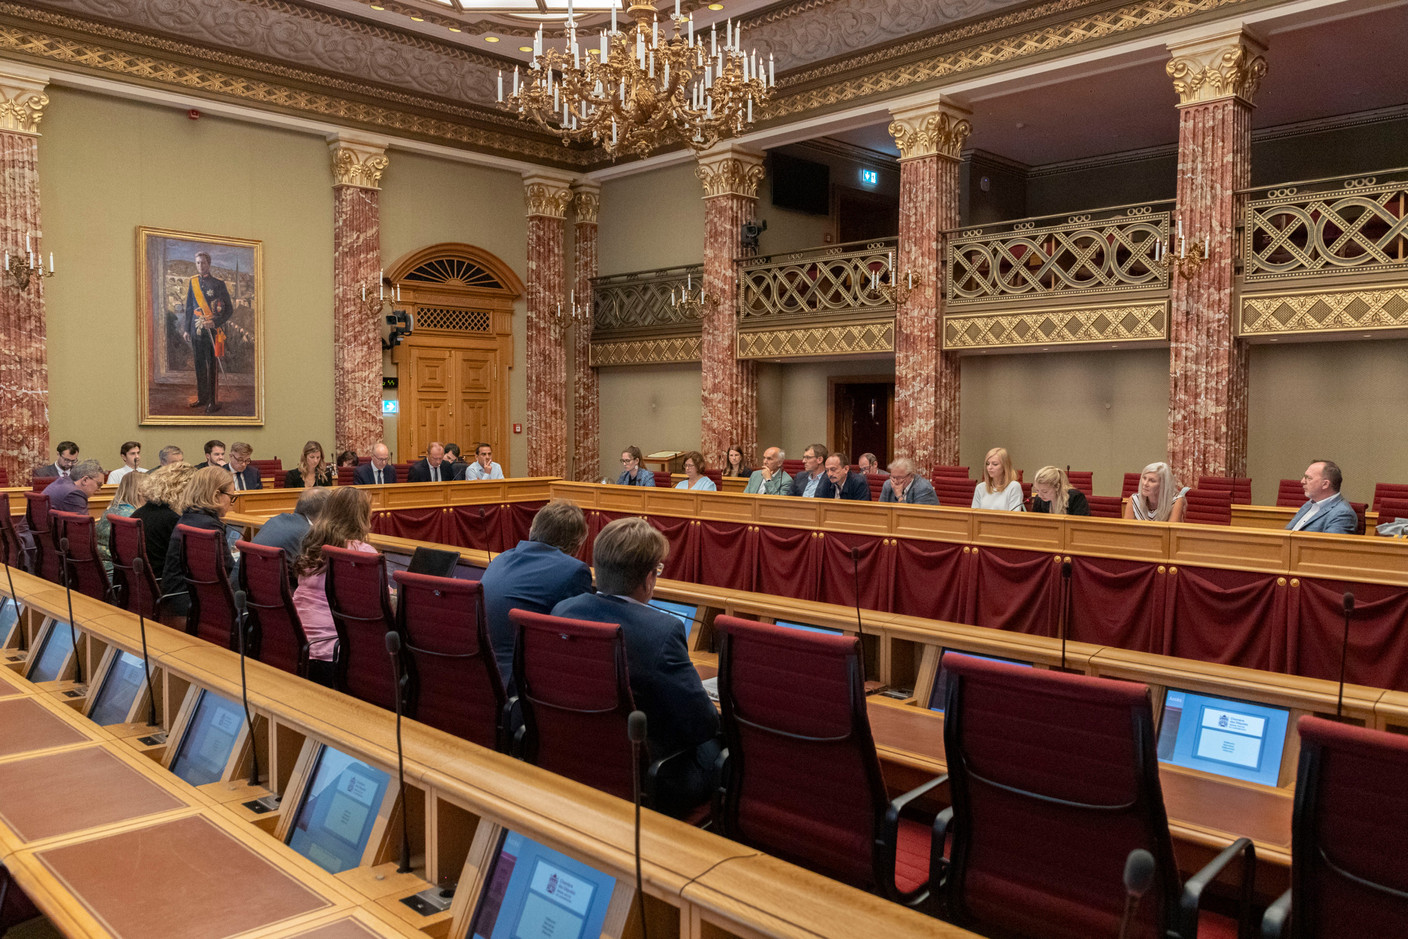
[1059,559,1072,672]
[1336,591,1355,718]
[849,546,884,695]
[385,630,412,874]
[234,589,260,786]
[132,557,159,727]
[627,710,649,939]
[59,534,83,685]
[1117,849,1155,939]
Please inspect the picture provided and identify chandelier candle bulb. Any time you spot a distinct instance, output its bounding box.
[711,23,716,56]
[611,4,616,32]
[601,32,607,61]
[769,53,774,85]
[497,71,503,101]
[652,16,658,45]
[688,14,694,44]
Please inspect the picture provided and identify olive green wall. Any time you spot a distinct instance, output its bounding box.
[598,162,703,275]
[595,363,703,480]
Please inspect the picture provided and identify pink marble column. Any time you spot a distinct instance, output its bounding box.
[1165,33,1265,481]
[696,146,763,468]
[889,102,971,470]
[328,136,389,457]
[523,174,572,478]
[571,183,600,482]
[0,70,52,485]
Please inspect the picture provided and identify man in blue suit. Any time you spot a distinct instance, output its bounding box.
[352,443,397,485]
[482,500,593,687]
[227,442,263,490]
[879,458,939,505]
[1286,460,1358,534]
[822,453,871,501]
[552,517,720,818]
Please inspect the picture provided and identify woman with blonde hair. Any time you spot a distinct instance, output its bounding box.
[674,451,717,491]
[292,487,377,685]
[1124,461,1188,523]
[131,462,196,577]
[1030,466,1090,516]
[972,447,1024,511]
[160,466,238,617]
[283,440,334,488]
[96,471,147,574]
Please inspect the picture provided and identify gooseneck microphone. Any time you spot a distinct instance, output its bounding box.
[1059,559,1072,671]
[59,535,83,685]
[131,557,159,727]
[234,589,260,786]
[1336,591,1355,718]
[385,630,412,874]
[627,709,649,939]
[849,546,884,695]
[1117,848,1156,939]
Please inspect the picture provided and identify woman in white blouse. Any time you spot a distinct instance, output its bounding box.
[1124,461,1188,522]
[972,447,1024,511]
[674,450,717,491]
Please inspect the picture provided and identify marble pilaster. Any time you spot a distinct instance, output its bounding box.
[329,134,389,456]
[0,65,51,485]
[889,100,970,470]
[571,184,600,482]
[1165,31,1265,480]
[696,145,763,469]
[523,173,573,478]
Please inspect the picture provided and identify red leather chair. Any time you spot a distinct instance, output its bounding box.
[1065,471,1094,497]
[1086,495,1125,519]
[234,540,310,677]
[50,510,112,603]
[930,465,970,478]
[0,493,25,570]
[1348,502,1367,536]
[936,654,1254,937]
[29,476,58,491]
[393,570,506,752]
[1182,488,1233,526]
[1371,483,1408,516]
[1376,497,1408,525]
[933,477,976,508]
[867,475,887,500]
[713,615,939,907]
[107,514,162,618]
[336,465,358,486]
[782,459,805,477]
[1262,716,1408,937]
[1123,472,1144,499]
[0,467,8,486]
[1278,479,1308,508]
[250,459,283,487]
[23,492,60,584]
[323,544,411,712]
[178,525,238,649]
[1198,475,1253,505]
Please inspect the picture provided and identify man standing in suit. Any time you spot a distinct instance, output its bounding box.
[46,460,105,514]
[194,439,227,469]
[464,442,505,480]
[1287,460,1358,534]
[353,443,397,485]
[787,444,830,497]
[744,447,791,495]
[406,442,451,483]
[481,500,592,687]
[880,458,939,505]
[227,442,262,490]
[33,441,79,479]
[823,453,871,501]
[552,517,720,819]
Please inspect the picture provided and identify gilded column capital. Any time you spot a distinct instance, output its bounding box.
[571,183,601,224]
[0,65,51,136]
[523,173,574,218]
[1166,30,1268,106]
[888,100,973,161]
[326,134,390,189]
[695,144,765,199]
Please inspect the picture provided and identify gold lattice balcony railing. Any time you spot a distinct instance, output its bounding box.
[590,264,705,333]
[737,238,899,319]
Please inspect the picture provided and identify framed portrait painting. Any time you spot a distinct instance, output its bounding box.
[137,227,264,425]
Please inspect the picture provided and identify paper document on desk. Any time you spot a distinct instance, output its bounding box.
[701,676,719,703]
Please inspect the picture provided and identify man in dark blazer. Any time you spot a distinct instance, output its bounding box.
[230,487,330,585]
[226,442,263,490]
[353,443,398,485]
[552,517,720,819]
[822,453,871,501]
[406,442,452,483]
[879,458,939,505]
[193,439,227,470]
[33,440,80,479]
[481,500,593,688]
[787,443,830,497]
[1286,460,1358,534]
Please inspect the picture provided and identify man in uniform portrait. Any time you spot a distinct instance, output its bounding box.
[182,251,233,414]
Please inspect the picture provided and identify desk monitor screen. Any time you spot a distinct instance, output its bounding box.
[468,829,617,939]
[88,651,147,726]
[0,597,19,646]
[1157,688,1290,787]
[929,650,1032,713]
[286,746,392,874]
[649,599,697,642]
[773,619,841,636]
[169,689,246,787]
[26,620,75,683]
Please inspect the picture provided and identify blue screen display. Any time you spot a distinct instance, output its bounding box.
[0,598,19,646]
[1157,689,1290,787]
[469,830,617,939]
[89,652,146,726]
[929,650,1033,712]
[26,622,75,683]
[649,600,696,642]
[287,747,392,874]
[169,690,246,787]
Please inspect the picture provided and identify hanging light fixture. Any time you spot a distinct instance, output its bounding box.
[498,0,774,160]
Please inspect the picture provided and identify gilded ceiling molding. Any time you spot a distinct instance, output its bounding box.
[0,62,49,135]
[328,134,390,189]
[888,100,972,161]
[571,183,601,225]
[1165,30,1268,106]
[695,145,765,199]
[523,174,574,218]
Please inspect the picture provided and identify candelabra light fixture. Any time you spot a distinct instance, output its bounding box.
[360,271,401,317]
[670,274,717,319]
[1155,220,1208,280]
[4,235,55,290]
[864,252,920,306]
[498,0,775,159]
[549,290,590,334]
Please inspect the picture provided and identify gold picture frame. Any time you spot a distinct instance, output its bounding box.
[137,227,264,425]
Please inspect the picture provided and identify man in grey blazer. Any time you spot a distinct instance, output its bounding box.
[879,458,939,505]
[1286,460,1358,534]
[743,447,792,495]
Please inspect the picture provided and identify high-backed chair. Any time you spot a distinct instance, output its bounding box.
[50,511,112,603]
[107,514,163,617]
[0,493,26,570]
[1348,501,1367,536]
[1278,479,1308,508]
[1123,472,1143,499]
[713,615,940,906]
[1376,497,1408,525]
[1371,483,1408,516]
[936,655,1254,938]
[1198,476,1253,505]
[782,459,805,477]
[933,477,977,508]
[866,475,887,500]
[323,544,410,712]
[178,525,239,649]
[930,465,970,478]
[234,540,309,677]
[1183,488,1233,526]
[22,492,59,584]
[1086,495,1125,519]
[1261,716,1408,938]
[393,570,506,751]
[1065,471,1094,496]
[250,458,283,486]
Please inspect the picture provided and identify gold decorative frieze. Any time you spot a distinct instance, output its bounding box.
[572,184,601,225]
[1165,32,1267,106]
[1243,175,1408,282]
[1240,287,1408,338]
[944,302,1168,350]
[696,146,765,199]
[328,136,389,189]
[738,322,895,359]
[888,102,972,161]
[591,336,702,367]
[522,174,574,218]
[0,65,49,135]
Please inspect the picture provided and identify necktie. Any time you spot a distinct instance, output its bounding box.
[234,474,242,491]
[432,467,440,482]
[376,469,383,485]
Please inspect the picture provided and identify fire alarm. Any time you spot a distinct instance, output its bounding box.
[512,423,523,434]
[187,109,202,120]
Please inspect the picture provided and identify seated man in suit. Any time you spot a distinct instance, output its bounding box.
[743,446,791,495]
[464,442,505,480]
[787,443,831,497]
[231,487,331,586]
[442,443,468,480]
[353,443,397,485]
[406,442,452,483]
[879,457,939,505]
[47,459,105,514]
[552,517,720,818]
[1287,460,1358,534]
[857,452,888,477]
[33,440,79,479]
[823,453,871,501]
[193,439,227,470]
[226,442,262,490]
[157,445,184,466]
[481,500,592,688]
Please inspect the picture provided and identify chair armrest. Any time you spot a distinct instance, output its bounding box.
[500,697,522,757]
[1261,889,1290,939]
[928,806,954,919]
[876,774,947,906]
[885,773,949,830]
[644,746,696,809]
[1180,836,1256,939]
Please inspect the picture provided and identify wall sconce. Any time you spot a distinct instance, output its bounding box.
[4,236,55,290]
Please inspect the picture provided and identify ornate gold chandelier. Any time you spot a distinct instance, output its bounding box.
[497,0,774,160]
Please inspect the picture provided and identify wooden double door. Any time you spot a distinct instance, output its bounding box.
[396,333,508,469]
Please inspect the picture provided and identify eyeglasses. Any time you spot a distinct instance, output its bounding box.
[621,457,635,463]
[218,489,237,499]
[655,562,665,576]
